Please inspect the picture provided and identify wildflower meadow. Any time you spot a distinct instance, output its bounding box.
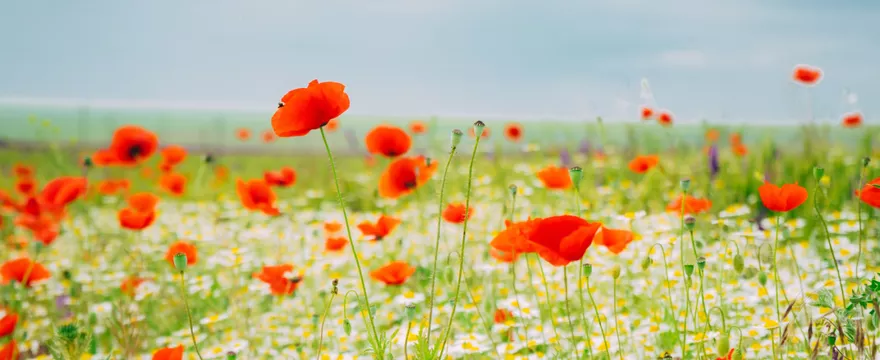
[0,67,878,360]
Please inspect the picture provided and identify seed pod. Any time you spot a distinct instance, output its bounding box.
[828,335,837,346]
[733,254,745,273]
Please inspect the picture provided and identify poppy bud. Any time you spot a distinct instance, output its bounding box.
[813,167,824,181]
[473,121,486,138]
[864,157,871,168]
[640,256,653,271]
[716,334,730,357]
[742,266,757,279]
[82,157,93,168]
[173,253,188,272]
[583,263,593,278]
[405,303,417,320]
[226,352,237,360]
[509,184,518,197]
[612,265,621,280]
[828,334,836,346]
[696,257,706,271]
[343,319,352,335]
[684,216,696,231]
[684,264,694,277]
[204,154,214,164]
[680,178,691,192]
[451,129,463,148]
[733,254,745,273]
[425,158,432,166]
[732,348,743,360]
[331,279,339,295]
[569,166,583,189]
[758,271,768,286]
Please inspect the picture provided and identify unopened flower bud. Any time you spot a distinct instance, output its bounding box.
[828,334,836,346]
[612,265,621,280]
[684,216,696,231]
[204,154,215,164]
[732,348,743,360]
[680,179,691,192]
[640,256,653,271]
[343,319,352,335]
[758,271,768,286]
[813,167,824,181]
[716,334,730,357]
[405,303,417,320]
[451,129,463,148]
[82,157,93,168]
[331,279,339,295]
[473,121,486,138]
[226,351,237,360]
[684,264,694,277]
[733,254,745,273]
[864,157,871,168]
[509,184,518,197]
[173,253,188,272]
[583,263,593,278]
[569,167,583,189]
[696,257,706,271]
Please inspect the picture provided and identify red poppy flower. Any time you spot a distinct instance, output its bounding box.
[0,310,17,337]
[271,79,351,137]
[792,64,822,86]
[1,258,51,287]
[370,261,415,286]
[92,149,118,166]
[262,130,276,143]
[705,129,720,142]
[253,264,301,296]
[666,195,712,214]
[236,179,280,216]
[841,112,862,128]
[759,182,808,212]
[325,118,340,132]
[409,120,427,134]
[325,236,348,252]
[504,123,523,142]
[0,340,18,360]
[15,177,36,196]
[715,348,735,360]
[857,177,880,209]
[324,221,343,233]
[525,215,601,267]
[128,192,160,213]
[118,207,156,231]
[640,106,654,120]
[120,276,148,297]
[165,241,198,268]
[489,218,541,256]
[442,203,473,224]
[494,308,514,323]
[12,164,33,178]
[264,167,296,187]
[152,344,184,360]
[39,176,88,213]
[365,125,412,158]
[656,111,673,127]
[160,173,187,196]
[104,125,159,166]
[236,128,251,141]
[357,215,401,240]
[732,143,748,157]
[628,155,660,174]
[594,226,634,254]
[378,156,438,198]
[489,248,519,263]
[536,165,572,190]
[160,145,187,168]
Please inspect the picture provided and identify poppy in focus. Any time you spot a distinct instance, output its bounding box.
[628,155,660,174]
[358,215,401,241]
[271,80,351,137]
[378,156,438,198]
[857,177,880,209]
[536,165,572,190]
[594,226,634,254]
[759,182,808,212]
[489,218,541,256]
[525,215,601,267]
[370,261,415,286]
[365,125,412,158]
[442,203,473,224]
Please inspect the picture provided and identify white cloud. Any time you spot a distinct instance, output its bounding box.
[657,50,708,68]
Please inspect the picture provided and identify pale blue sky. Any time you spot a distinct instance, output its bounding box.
[0,0,877,122]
